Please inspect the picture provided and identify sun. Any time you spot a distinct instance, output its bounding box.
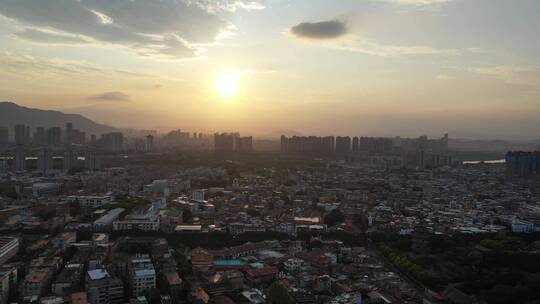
[214,73,239,99]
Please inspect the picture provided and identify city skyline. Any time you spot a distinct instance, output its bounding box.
[1,0,540,139]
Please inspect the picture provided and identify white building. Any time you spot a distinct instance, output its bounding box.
[65,195,114,208]
[113,219,159,232]
[93,208,125,231]
[192,190,206,202]
[32,183,60,197]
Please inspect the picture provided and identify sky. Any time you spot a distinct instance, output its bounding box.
[0,0,539,139]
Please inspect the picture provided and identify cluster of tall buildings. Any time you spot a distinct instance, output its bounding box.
[1,123,88,147]
[280,136,335,154]
[506,151,540,179]
[280,134,452,169]
[280,134,449,155]
[0,123,123,150]
[0,123,126,173]
[214,133,253,154]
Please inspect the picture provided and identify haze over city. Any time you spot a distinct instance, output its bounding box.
[3,2,540,304]
[1,0,539,139]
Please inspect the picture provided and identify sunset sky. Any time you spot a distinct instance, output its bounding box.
[0,0,539,139]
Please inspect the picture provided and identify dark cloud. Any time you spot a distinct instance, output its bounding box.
[0,0,264,59]
[88,91,130,102]
[290,20,347,39]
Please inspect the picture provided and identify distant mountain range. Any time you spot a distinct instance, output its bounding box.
[0,102,117,136]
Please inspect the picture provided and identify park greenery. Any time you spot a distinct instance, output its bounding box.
[374,231,540,304]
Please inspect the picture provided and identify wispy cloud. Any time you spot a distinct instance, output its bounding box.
[291,33,462,56]
[378,0,453,5]
[336,38,461,56]
[469,65,540,86]
[14,28,90,44]
[0,51,181,82]
[197,0,265,13]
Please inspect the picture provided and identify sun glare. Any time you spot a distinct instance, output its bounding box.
[215,73,239,99]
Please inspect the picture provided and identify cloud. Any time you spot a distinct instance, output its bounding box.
[290,20,348,39]
[0,51,179,82]
[14,28,90,44]
[378,0,453,5]
[0,51,107,76]
[88,91,130,102]
[0,0,263,59]
[292,33,461,56]
[336,38,461,56]
[194,0,265,12]
[436,74,453,80]
[469,65,540,86]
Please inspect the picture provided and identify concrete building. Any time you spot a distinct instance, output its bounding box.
[113,219,159,232]
[100,132,124,153]
[19,269,52,301]
[64,149,77,171]
[0,237,19,265]
[86,269,124,304]
[14,145,25,172]
[65,195,114,208]
[0,127,8,145]
[129,255,156,297]
[145,135,154,152]
[14,124,29,145]
[38,147,52,172]
[0,270,10,304]
[335,136,351,154]
[46,127,61,147]
[93,208,125,231]
[85,149,101,171]
[32,183,60,197]
[236,136,253,153]
[214,133,235,154]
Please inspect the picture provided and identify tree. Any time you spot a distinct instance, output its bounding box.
[324,209,345,227]
[182,208,193,223]
[247,208,260,217]
[266,282,294,304]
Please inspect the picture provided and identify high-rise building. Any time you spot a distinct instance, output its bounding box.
[359,137,394,154]
[352,136,359,152]
[34,127,45,146]
[0,127,8,145]
[236,136,253,152]
[280,135,289,153]
[146,135,154,152]
[14,124,28,145]
[66,122,73,146]
[14,145,25,172]
[84,149,101,171]
[506,151,540,179]
[72,129,86,145]
[335,136,351,154]
[46,127,62,147]
[38,147,52,173]
[280,135,335,154]
[214,133,235,154]
[64,149,77,171]
[100,132,124,153]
